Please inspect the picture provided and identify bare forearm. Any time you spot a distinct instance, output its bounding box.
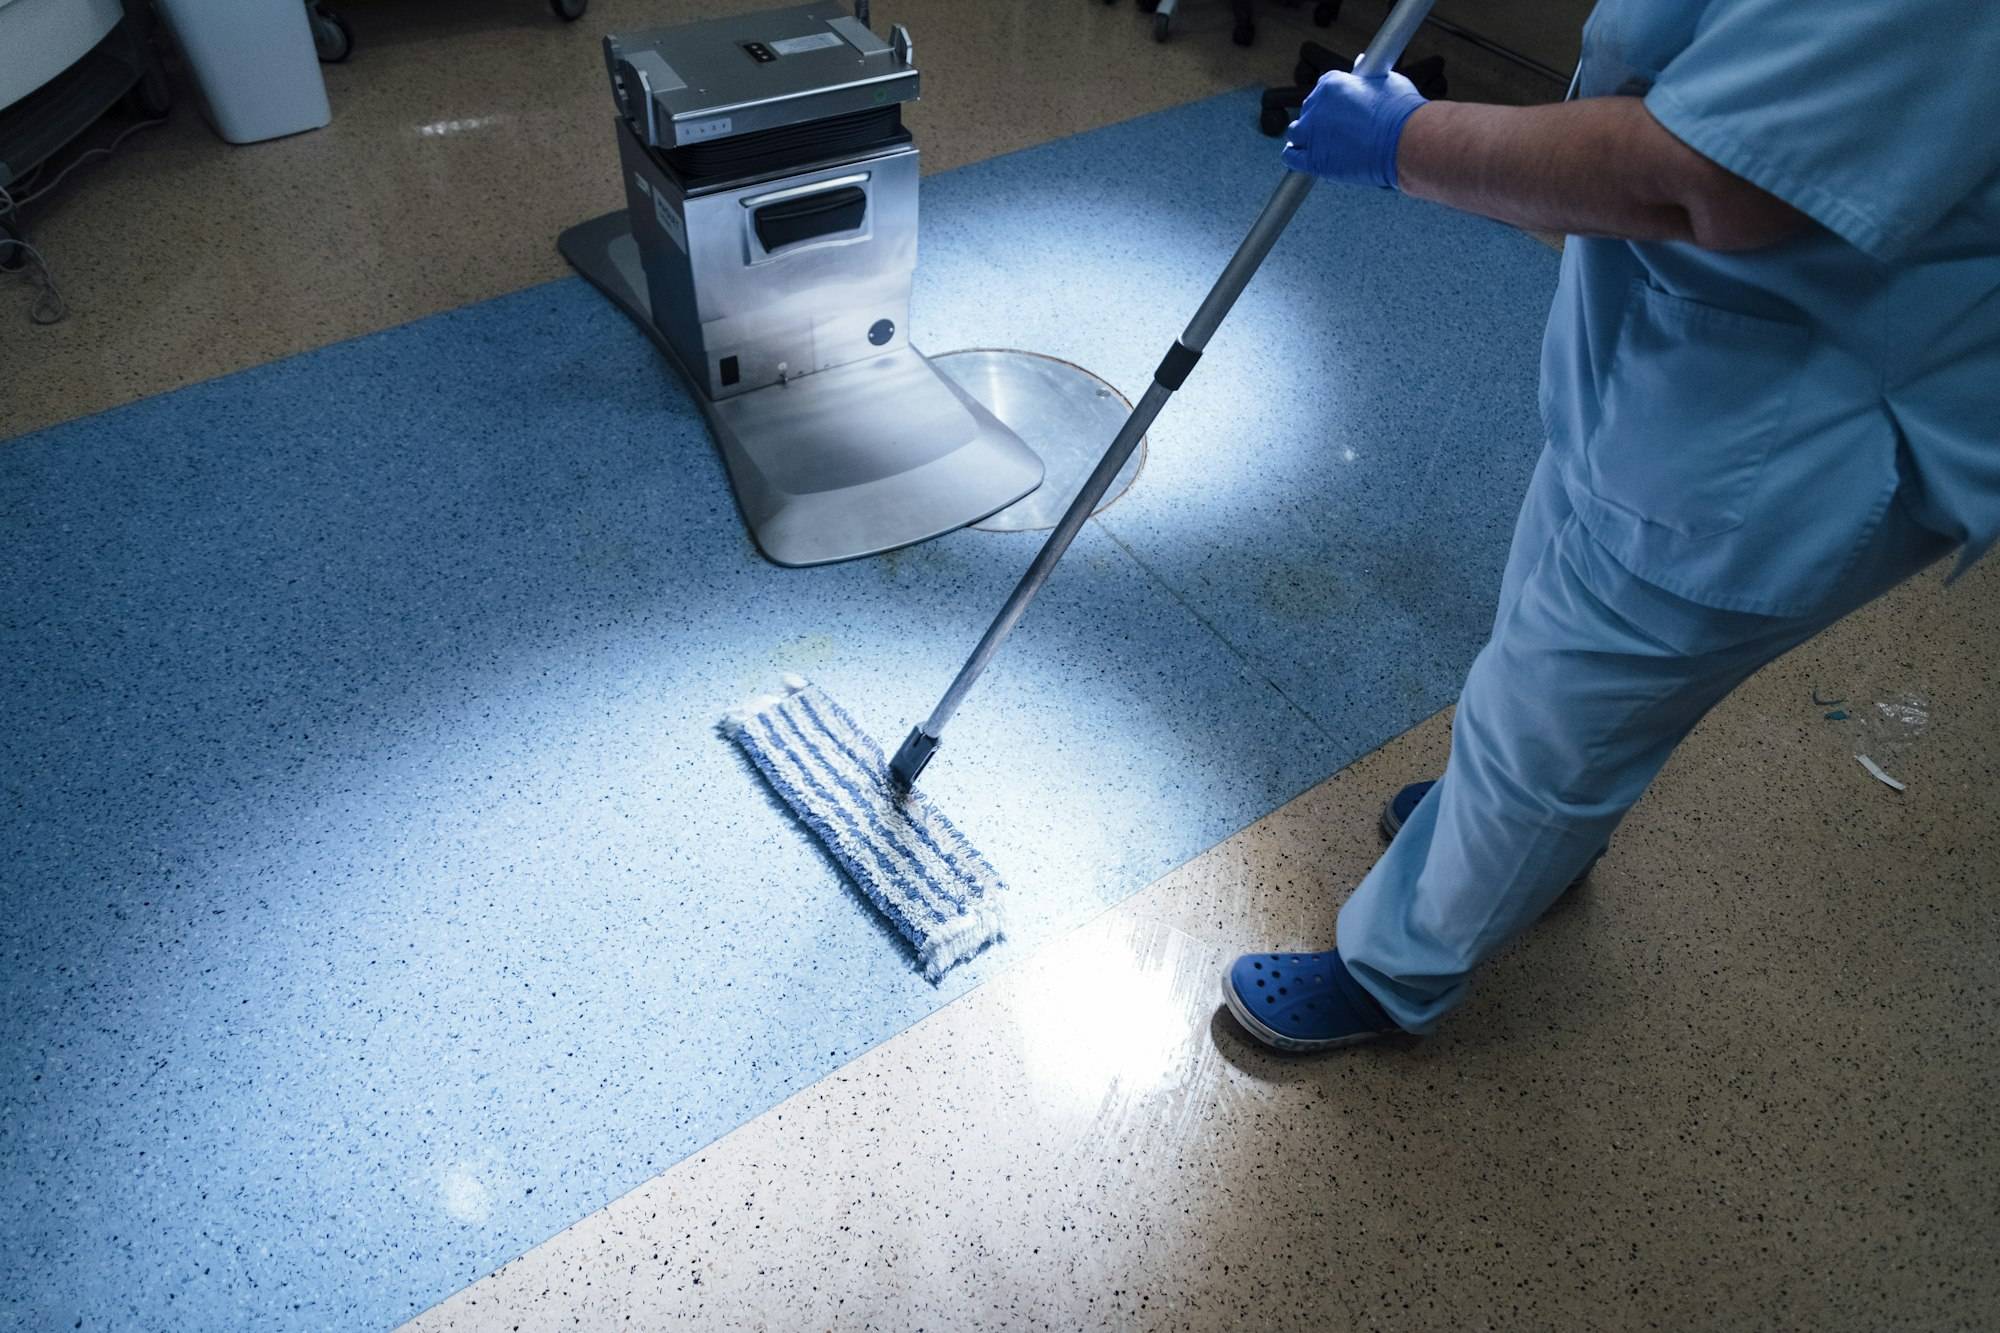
[1396,96,1809,251]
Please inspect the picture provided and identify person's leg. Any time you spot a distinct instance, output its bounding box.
[1374,448,1590,842]
[1217,452,1585,1050]
[1335,470,1955,1033]
[1491,447,1573,637]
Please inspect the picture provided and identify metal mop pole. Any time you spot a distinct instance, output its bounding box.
[889,0,1436,793]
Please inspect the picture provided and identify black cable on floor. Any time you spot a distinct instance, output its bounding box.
[1,114,168,326]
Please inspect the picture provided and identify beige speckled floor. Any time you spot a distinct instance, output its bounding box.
[10,2,1994,1328]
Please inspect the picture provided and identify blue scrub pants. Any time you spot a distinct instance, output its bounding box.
[1337,446,1955,1032]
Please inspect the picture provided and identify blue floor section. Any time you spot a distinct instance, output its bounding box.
[1,91,1556,1329]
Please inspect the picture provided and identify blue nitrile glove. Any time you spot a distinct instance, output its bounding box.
[1280,66,1427,189]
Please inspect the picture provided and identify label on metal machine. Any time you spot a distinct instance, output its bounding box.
[679,116,734,143]
[652,190,687,253]
[769,32,844,55]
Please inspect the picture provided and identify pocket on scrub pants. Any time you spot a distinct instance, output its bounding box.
[1585,281,1811,540]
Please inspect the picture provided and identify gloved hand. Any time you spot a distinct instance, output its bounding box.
[1280,66,1427,189]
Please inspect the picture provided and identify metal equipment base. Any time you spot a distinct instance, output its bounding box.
[559,211,1045,567]
[928,350,1146,533]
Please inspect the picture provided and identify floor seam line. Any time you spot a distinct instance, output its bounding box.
[1092,517,1336,745]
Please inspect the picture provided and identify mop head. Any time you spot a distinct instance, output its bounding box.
[722,676,1006,981]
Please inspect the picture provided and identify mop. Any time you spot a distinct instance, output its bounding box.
[723,677,1007,980]
[727,0,1436,979]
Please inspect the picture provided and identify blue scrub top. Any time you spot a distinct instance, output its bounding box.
[1541,0,2000,616]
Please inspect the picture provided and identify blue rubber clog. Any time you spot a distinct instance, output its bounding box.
[1379,779,1436,839]
[1220,948,1401,1052]
[1381,779,1605,886]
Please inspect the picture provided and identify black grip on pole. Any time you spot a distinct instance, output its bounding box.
[1153,341,1202,391]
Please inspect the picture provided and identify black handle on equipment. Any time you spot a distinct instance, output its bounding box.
[754,186,867,251]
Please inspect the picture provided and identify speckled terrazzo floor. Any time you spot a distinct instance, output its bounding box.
[404,555,2000,1332]
[3,79,1567,1329]
[415,589,2000,1331]
[10,2,1998,1331]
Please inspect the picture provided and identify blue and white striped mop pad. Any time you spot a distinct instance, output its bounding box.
[722,676,1006,981]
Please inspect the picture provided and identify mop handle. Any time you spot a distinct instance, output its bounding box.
[914,0,1436,745]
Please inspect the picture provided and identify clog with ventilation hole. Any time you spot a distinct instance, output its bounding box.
[1220,949,1402,1051]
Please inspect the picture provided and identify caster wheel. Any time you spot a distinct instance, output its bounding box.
[1259,85,1304,137]
[124,60,172,118]
[1153,10,1169,40]
[1313,0,1339,26]
[310,8,353,62]
[551,0,587,20]
[1232,19,1254,45]
[1135,0,1158,12]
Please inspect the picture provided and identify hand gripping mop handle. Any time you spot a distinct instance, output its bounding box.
[888,0,1435,793]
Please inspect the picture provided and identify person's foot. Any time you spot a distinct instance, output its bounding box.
[1220,948,1402,1051]
[1380,780,1606,885]
[1378,779,1437,840]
